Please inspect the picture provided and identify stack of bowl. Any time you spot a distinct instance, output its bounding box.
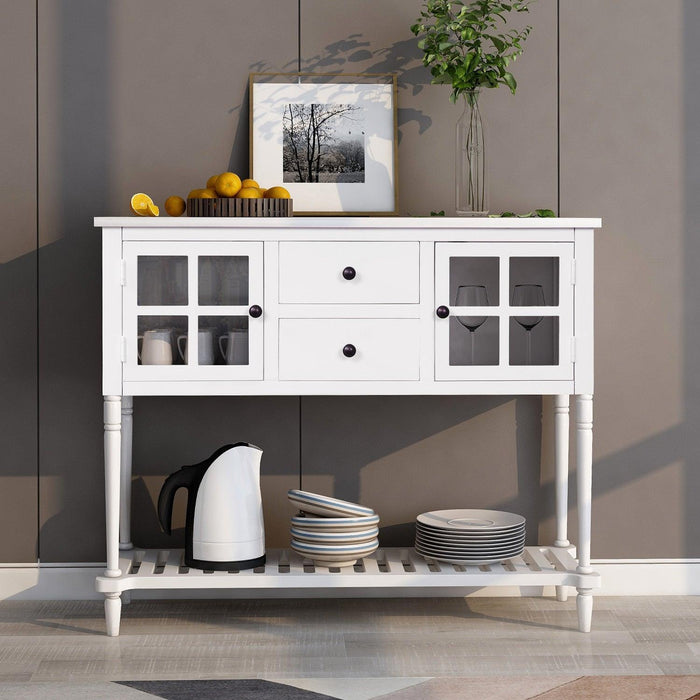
[288,489,379,567]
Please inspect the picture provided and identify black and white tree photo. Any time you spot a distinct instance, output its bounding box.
[283,103,365,183]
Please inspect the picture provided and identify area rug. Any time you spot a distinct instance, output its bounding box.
[0,676,698,699]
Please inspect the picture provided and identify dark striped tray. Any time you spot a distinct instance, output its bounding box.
[187,198,292,217]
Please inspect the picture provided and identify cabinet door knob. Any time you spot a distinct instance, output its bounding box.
[342,266,356,280]
[436,305,450,319]
[249,305,263,318]
[342,344,357,358]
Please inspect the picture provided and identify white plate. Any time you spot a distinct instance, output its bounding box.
[415,525,525,543]
[415,544,525,565]
[291,513,380,531]
[288,489,375,518]
[417,509,525,532]
[415,534,525,552]
[414,543,525,558]
[291,538,379,554]
[291,526,379,544]
[415,538,525,553]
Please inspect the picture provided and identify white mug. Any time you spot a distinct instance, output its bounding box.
[138,329,173,365]
[177,328,215,365]
[218,329,249,365]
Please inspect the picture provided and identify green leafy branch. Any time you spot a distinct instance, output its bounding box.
[411,0,533,103]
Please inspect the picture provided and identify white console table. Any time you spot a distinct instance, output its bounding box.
[94,216,601,637]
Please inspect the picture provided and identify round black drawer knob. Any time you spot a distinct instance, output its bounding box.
[342,266,356,280]
[436,305,450,319]
[342,344,357,358]
[249,305,263,318]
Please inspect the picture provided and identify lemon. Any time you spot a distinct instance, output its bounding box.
[202,187,217,198]
[236,187,263,199]
[206,174,219,189]
[215,172,242,197]
[264,186,291,199]
[257,188,267,197]
[130,192,154,216]
[164,196,186,216]
[241,178,259,189]
[143,203,160,217]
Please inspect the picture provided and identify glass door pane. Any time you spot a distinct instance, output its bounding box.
[137,256,188,306]
[198,255,249,306]
[509,256,560,366]
[448,256,499,366]
[199,316,250,366]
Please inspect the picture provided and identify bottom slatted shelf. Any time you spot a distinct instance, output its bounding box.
[96,546,600,595]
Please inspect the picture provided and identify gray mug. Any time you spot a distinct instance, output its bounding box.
[177,328,215,365]
[218,329,249,365]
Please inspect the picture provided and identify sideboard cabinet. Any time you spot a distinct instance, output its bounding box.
[95,216,600,637]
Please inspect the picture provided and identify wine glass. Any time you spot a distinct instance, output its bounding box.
[455,285,489,364]
[512,284,545,364]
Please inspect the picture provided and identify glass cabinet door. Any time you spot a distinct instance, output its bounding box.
[122,241,263,381]
[435,242,574,381]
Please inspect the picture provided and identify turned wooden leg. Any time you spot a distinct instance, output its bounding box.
[554,394,571,602]
[120,396,134,551]
[575,394,594,632]
[104,593,122,637]
[104,396,123,636]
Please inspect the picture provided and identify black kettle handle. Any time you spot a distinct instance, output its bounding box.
[157,466,198,535]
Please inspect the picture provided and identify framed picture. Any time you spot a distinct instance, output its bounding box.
[249,73,398,215]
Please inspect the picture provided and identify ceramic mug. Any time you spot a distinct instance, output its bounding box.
[218,329,249,365]
[138,329,173,365]
[177,328,216,365]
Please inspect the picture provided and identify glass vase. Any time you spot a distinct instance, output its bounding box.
[455,90,488,216]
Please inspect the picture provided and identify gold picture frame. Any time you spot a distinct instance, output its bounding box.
[249,72,398,216]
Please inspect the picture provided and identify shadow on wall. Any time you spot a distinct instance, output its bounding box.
[236,31,433,173]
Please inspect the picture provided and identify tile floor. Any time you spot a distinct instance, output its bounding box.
[0,596,697,698]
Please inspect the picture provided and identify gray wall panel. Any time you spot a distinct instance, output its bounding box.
[0,1,38,562]
[560,0,695,557]
[37,0,298,561]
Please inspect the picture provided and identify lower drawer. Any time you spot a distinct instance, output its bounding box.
[279,319,420,381]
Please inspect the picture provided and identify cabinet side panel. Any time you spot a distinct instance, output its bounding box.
[103,229,122,396]
[574,230,594,395]
[0,0,39,562]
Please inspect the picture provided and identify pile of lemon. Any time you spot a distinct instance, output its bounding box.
[130,173,291,217]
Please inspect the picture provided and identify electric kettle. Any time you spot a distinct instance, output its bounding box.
[157,443,265,570]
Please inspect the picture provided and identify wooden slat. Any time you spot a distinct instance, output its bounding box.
[163,550,180,576]
[524,547,553,572]
[547,547,578,572]
[137,550,158,576]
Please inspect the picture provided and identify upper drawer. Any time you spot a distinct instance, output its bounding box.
[278,242,420,304]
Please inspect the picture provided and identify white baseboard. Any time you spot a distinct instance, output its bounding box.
[1,560,698,600]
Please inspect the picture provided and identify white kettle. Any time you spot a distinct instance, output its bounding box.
[158,443,265,570]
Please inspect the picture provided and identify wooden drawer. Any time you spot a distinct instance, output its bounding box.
[279,319,420,381]
[278,242,419,304]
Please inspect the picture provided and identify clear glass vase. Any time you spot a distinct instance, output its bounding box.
[455,90,488,216]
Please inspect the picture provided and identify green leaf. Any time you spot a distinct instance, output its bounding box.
[503,71,517,93]
[500,212,516,217]
[535,208,556,217]
[489,34,506,52]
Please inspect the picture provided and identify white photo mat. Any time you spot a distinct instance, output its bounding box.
[251,78,397,214]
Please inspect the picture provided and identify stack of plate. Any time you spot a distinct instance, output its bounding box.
[288,489,379,567]
[415,509,525,565]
